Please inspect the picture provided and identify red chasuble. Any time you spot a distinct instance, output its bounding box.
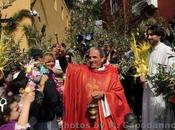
[63,64,130,130]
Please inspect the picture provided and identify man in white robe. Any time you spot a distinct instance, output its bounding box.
[142,24,175,130]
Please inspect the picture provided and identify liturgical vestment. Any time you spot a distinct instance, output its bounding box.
[63,64,130,130]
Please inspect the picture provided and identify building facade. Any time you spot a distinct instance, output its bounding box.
[157,0,175,22]
[1,0,69,49]
[101,0,175,29]
[32,0,69,43]
[1,0,31,49]
[101,0,128,29]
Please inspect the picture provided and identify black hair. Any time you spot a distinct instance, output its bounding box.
[0,96,17,126]
[51,45,57,50]
[61,43,67,48]
[146,24,165,38]
[0,78,5,88]
[13,63,21,71]
[10,71,28,94]
[30,48,43,61]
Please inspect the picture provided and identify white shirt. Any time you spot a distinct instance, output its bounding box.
[54,59,62,70]
[148,42,175,75]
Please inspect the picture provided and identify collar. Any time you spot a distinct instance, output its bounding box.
[97,65,106,71]
[152,42,163,50]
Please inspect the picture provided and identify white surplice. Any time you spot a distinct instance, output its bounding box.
[142,42,175,130]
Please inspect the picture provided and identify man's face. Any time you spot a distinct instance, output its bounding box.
[147,30,161,47]
[87,48,105,70]
[56,44,64,56]
[51,47,58,58]
[104,43,111,52]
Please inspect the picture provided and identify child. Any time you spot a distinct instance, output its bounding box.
[0,92,35,130]
[10,70,48,130]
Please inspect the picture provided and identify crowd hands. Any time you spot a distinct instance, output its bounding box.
[0,39,127,130]
[0,23,175,130]
[0,42,68,130]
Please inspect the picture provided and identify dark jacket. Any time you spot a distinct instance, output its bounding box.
[37,75,63,122]
[29,90,44,126]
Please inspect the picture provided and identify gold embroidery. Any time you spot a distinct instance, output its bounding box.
[86,79,99,98]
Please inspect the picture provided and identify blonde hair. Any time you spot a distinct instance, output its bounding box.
[43,53,54,64]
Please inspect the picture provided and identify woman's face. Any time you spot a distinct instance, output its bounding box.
[44,55,55,70]
[9,101,20,121]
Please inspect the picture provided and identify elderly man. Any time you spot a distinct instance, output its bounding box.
[63,47,130,130]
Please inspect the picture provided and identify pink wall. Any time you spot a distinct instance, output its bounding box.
[158,0,175,22]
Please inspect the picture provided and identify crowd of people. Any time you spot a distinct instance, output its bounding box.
[0,24,175,130]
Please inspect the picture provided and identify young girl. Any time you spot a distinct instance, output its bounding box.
[10,69,47,130]
[0,91,35,130]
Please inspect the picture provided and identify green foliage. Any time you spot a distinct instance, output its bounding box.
[0,7,52,71]
[13,9,32,23]
[0,0,16,10]
[148,62,175,102]
[65,0,101,46]
[1,9,33,34]
[23,25,53,52]
[168,23,175,50]
[0,29,27,72]
[64,0,174,72]
[23,25,37,47]
[131,17,165,42]
[118,58,135,80]
[0,1,31,72]
[64,0,103,63]
[64,0,131,63]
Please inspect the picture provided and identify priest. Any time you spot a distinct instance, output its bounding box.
[63,47,130,130]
